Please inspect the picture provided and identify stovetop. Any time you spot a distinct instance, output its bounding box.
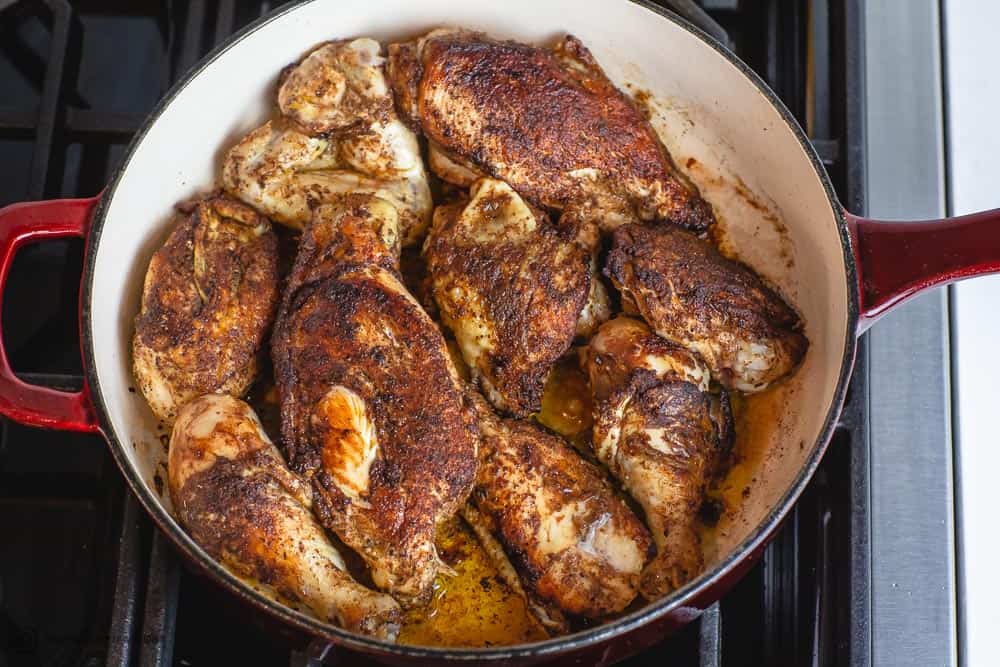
[0,2,874,665]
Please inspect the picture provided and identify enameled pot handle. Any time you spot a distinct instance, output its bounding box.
[847,208,1000,331]
[0,197,100,433]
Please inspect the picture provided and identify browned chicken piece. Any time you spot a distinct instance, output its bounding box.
[168,394,401,639]
[132,194,279,422]
[605,223,808,393]
[224,39,432,245]
[277,39,394,135]
[387,30,715,232]
[272,194,478,607]
[581,317,732,598]
[467,395,653,618]
[424,178,608,416]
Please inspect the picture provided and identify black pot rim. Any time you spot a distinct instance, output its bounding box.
[80,0,861,660]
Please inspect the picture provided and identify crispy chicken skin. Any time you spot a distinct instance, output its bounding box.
[223,39,432,245]
[387,30,715,232]
[132,194,278,423]
[605,223,808,393]
[468,396,652,617]
[424,178,606,416]
[271,195,478,607]
[168,394,401,639]
[581,317,732,598]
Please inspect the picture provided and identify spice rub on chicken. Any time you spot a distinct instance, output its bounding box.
[132,194,279,423]
[388,30,715,232]
[467,395,653,618]
[582,317,732,598]
[168,394,401,640]
[424,178,609,416]
[271,195,478,607]
[605,223,808,393]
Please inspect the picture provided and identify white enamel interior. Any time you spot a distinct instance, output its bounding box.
[87,0,850,643]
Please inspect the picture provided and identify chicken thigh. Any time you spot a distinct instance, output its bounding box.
[168,394,401,639]
[223,38,432,245]
[605,223,808,392]
[271,195,478,607]
[423,178,608,416]
[581,317,732,598]
[468,395,652,617]
[133,194,278,422]
[388,30,714,232]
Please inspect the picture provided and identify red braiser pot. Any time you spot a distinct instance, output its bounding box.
[0,1,997,664]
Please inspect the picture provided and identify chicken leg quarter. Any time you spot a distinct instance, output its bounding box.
[271,195,478,607]
[168,394,401,639]
[581,317,732,598]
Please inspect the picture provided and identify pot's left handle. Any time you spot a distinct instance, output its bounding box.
[0,197,101,433]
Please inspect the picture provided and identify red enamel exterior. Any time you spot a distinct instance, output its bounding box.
[849,208,1000,331]
[0,196,101,433]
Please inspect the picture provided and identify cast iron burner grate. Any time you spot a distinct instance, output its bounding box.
[0,2,870,665]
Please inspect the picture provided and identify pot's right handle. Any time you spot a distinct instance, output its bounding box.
[0,197,101,433]
[847,208,1000,332]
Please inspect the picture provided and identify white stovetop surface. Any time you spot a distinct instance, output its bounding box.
[943,0,1000,662]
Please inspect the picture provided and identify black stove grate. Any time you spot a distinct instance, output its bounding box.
[0,2,870,665]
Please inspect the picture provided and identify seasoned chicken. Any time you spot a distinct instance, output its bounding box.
[271,195,478,607]
[581,317,732,598]
[132,194,278,422]
[277,39,394,135]
[423,178,608,416]
[223,39,432,245]
[168,394,401,639]
[387,30,715,232]
[468,396,652,617]
[605,223,808,392]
